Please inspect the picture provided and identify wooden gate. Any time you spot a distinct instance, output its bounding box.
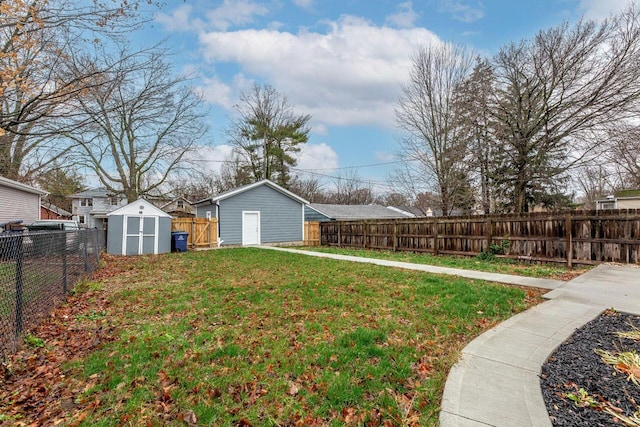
[171,218,218,248]
[304,221,320,246]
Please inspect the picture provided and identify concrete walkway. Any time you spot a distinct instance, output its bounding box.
[260,246,565,290]
[440,264,640,426]
[259,247,640,426]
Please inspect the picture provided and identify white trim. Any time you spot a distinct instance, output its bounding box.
[242,211,261,246]
[0,176,47,196]
[121,215,159,255]
[195,179,309,206]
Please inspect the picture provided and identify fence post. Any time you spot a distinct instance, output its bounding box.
[14,233,24,335]
[393,219,398,252]
[486,216,492,253]
[565,213,573,269]
[83,230,90,272]
[62,244,68,294]
[209,218,214,248]
[191,219,196,249]
[363,221,367,249]
[433,217,439,256]
[337,223,342,247]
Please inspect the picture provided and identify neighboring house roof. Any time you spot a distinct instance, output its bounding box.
[0,176,47,196]
[159,196,193,210]
[308,204,413,221]
[41,203,72,217]
[69,188,109,198]
[195,180,309,206]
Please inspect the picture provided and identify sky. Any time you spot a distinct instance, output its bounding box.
[138,0,635,194]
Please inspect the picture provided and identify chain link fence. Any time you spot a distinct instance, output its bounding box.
[0,228,104,355]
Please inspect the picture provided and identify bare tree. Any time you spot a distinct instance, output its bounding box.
[0,0,155,181]
[66,46,208,202]
[325,169,376,205]
[289,176,325,202]
[395,43,475,216]
[227,83,311,189]
[490,6,640,212]
[606,124,640,189]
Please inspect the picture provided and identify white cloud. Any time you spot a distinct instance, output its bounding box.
[292,0,314,11]
[199,76,235,110]
[375,151,396,162]
[198,15,442,129]
[189,144,236,175]
[156,4,195,32]
[578,0,634,20]
[438,0,484,23]
[385,1,419,28]
[295,143,339,171]
[206,0,270,31]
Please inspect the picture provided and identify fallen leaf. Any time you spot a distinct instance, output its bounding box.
[287,381,299,396]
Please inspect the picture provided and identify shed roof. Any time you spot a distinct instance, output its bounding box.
[0,176,47,196]
[107,199,172,218]
[308,204,412,221]
[195,179,309,206]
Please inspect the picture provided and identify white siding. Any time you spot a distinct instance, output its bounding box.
[0,185,41,224]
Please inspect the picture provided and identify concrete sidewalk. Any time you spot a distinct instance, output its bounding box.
[440,264,640,426]
[260,246,565,290]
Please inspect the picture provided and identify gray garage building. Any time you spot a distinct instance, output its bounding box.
[106,199,172,255]
[194,180,309,246]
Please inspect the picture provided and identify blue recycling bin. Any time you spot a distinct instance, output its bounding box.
[171,231,189,252]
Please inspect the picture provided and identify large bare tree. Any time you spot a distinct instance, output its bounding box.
[395,43,475,215]
[66,46,208,202]
[227,83,311,189]
[0,0,155,181]
[490,6,640,212]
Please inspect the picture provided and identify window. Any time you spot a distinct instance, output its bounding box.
[80,198,93,207]
[177,200,184,209]
[600,202,615,210]
[108,196,119,206]
[78,215,86,224]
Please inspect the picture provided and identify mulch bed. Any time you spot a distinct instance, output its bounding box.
[540,310,640,426]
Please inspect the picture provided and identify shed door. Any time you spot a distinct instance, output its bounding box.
[124,215,157,255]
[242,211,260,246]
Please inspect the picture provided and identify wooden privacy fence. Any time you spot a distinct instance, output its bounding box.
[320,209,640,266]
[304,221,320,246]
[171,218,218,249]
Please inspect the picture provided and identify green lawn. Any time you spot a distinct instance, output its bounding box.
[50,248,540,425]
[300,246,590,280]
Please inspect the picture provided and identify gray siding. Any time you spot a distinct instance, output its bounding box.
[195,204,217,219]
[0,185,40,224]
[107,215,124,255]
[221,185,303,245]
[198,185,303,245]
[159,217,171,253]
[304,205,332,222]
[107,215,171,255]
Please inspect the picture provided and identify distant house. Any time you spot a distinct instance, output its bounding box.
[305,204,414,222]
[40,203,72,220]
[68,188,128,229]
[158,196,195,218]
[0,176,47,224]
[195,180,308,246]
[595,191,640,210]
